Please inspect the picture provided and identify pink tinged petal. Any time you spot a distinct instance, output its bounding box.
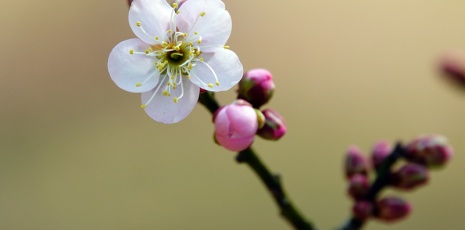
[177,0,231,52]
[141,77,200,124]
[215,134,254,152]
[190,49,243,92]
[129,0,172,45]
[108,38,160,93]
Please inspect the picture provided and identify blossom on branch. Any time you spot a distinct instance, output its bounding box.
[109,0,243,123]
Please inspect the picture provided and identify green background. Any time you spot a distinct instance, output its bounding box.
[1,0,465,229]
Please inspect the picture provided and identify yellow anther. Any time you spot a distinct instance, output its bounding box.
[168,29,172,33]
[129,49,134,55]
[171,75,175,79]
[197,40,202,44]
[194,32,198,35]
[196,51,200,56]
[145,49,150,54]
[155,36,159,40]
[136,83,142,87]
[173,97,179,103]
[216,81,220,86]
[199,58,204,62]
[173,85,177,90]
[224,45,230,49]
[187,75,191,79]
[162,90,169,96]
[136,21,141,27]
[183,33,187,37]
[172,3,178,8]
[176,11,181,14]
[174,46,180,51]
[200,12,206,17]
[189,42,193,46]
[208,83,214,88]
[140,104,147,109]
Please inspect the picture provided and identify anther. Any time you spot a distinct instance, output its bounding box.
[136,21,141,27]
[136,83,142,87]
[216,81,220,86]
[172,3,178,8]
[224,45,230,49]
[155,36,159,40]
[173,97,179,103]
[194,32,198,35]
[208,83,214,88]
[199,58,204,62]
[129,49,134,55]
[140,104,147,109]
[200,12,206,17]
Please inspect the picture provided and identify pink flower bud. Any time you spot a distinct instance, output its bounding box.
[352,200,374,220]
[214,100,259,152]
[237,69,275,108]
[375,197,411,222]
[345,146,369,179]
[371,140,392,170]
[348,174,371,200]
[390,163,429,190]
[256,109,286,141]
[440,50,465,87]
[405,135,453,168]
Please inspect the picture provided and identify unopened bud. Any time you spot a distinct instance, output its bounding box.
[344,146,369,178]
[440,50,465,87]
[348,174,371,200]
[237,69,275,108]
[375,197,411,222]
[371,140,392,170]
[352,200,374,220]
[256,109,286,141]
[214,100,258,151]
[390,163,429,190]
[405,135,453,168]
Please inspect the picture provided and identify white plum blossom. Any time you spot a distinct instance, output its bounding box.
[108,0,243,124]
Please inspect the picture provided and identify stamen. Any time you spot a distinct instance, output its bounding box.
[129,49,134,55]
[197,61,221,88]
[135,69,159,87]
[142,75,168,108]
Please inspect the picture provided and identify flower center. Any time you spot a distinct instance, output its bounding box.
[129,3,224,108]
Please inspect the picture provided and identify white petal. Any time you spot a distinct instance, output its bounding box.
[129,0,172,45]
[141,76,200,124]
[190,48,243,92]
[177,0,231,52]
[108,38,160,93]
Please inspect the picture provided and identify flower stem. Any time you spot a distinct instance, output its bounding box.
[237,148,316,230]
[198,92,316,230]
[338,143,405,230]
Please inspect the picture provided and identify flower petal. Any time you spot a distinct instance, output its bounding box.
[129,0,172,45]
[108,38,160,93]
[190,48,243,92]
[141,76,199,124]
[177,0,231,52]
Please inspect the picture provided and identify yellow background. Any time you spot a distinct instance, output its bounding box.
[1,0,465,229]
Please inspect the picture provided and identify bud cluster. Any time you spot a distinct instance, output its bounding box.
[344,135,453,224]
[213,69,287,151]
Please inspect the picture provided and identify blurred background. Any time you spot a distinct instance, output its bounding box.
[2,0,465,229]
